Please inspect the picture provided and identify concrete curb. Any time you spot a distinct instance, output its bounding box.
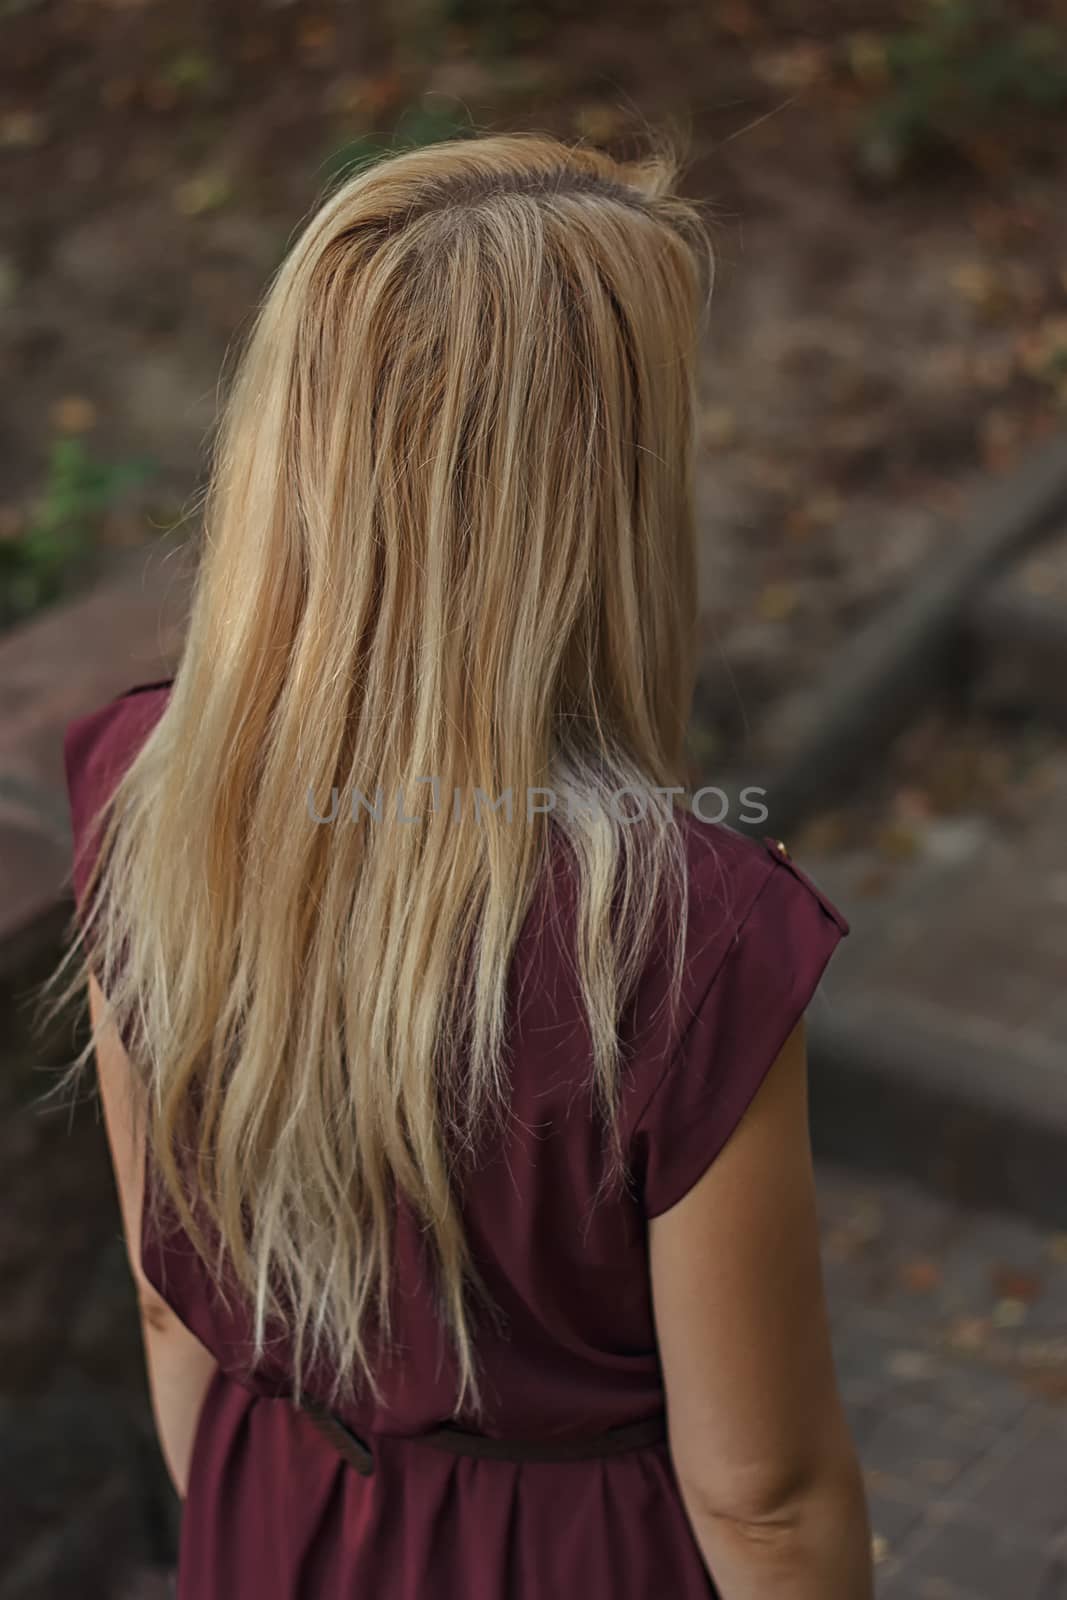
[808,999,1067,1232]
[796,793,1067,1232]
[968,580,1067,730]
[0,539,190,978]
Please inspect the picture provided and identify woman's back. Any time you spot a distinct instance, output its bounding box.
[65,676,850,1598]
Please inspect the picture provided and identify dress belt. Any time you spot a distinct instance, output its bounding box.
[300,1400,667,1477]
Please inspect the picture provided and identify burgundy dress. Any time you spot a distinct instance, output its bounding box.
[64,681,849,1600]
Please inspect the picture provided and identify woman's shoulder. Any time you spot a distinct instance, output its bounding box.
[674,809,849,942]
[663,811,850,1045]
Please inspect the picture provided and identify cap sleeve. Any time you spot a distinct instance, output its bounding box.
[63,681,172,955]
[631,843,849,1219]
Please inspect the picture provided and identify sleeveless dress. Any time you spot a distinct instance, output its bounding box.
[63,681,850,1600]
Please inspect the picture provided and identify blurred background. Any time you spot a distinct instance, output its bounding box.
[3,2,1067,1596]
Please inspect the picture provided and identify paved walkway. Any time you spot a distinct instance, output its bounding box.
[819,1167,1067,1599]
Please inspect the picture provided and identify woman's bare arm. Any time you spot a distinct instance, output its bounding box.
[649,1020,873,1599]
[89,971,218,1500]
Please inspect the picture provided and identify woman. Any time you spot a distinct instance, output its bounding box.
[56,133,872,1597]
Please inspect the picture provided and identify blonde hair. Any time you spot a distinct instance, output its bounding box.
[52,132,712,1414]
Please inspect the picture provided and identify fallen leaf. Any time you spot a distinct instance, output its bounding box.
[847,32,891,86]
[886,1349,938,1382]
[51,395,97,434]
[821,1227,857,1264]
[717,1,758,39]
[990,1267,1043,1304]
[370,73,406,117]
[699,406,738,450]
[971,350,1015,391]
[785,489,843,542]
[795,812,849,855]
[299,18,336,53]
[992,1298,1027,1328]
[892,786,932,824]
[876,822,920,863]
[0,110,47,148]
[573,103,625,142]
[1022,1370,1067,1402]
[329,74,369,116]
[947,1315,991,1352]
[900,1258,942,1294]
[174,172,232,216]
[950,262,1011,316]
[970,200,1041,247]
[756,583,799,623]
[143,78,179,114]
[804,489,844,526]
[1018,1335,1067,1368]
[1017,318,1067,380]
[752,43,828,90]
[162,49,220,98]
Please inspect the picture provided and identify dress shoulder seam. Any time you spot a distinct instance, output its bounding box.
[627,842,777,1140]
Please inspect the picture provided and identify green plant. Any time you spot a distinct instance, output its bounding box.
[161,48,223,99]
[0,440,153,628]
[854,1,1067,178]
[324,96,476,188]
[440,0,529,57]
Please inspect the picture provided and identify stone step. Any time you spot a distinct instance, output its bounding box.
[801,777,1067,1228]
[734,436,1067,841]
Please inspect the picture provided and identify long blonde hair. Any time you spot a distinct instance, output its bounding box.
[54,132,711,1413]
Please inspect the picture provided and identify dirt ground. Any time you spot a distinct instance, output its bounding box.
[3,0,1066,747]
